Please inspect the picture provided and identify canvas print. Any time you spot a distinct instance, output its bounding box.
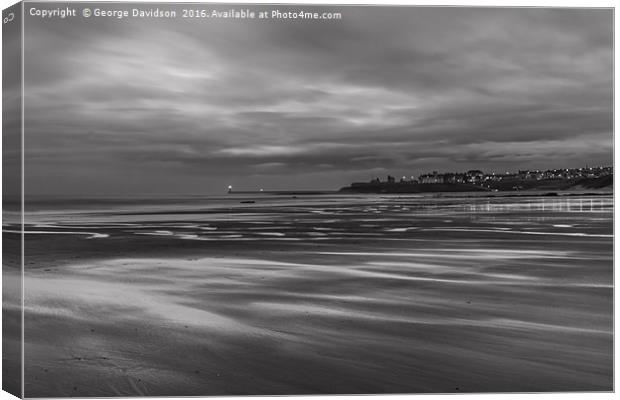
[2,1,614,397]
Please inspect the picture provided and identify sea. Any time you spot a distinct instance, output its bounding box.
[2,191,614,395]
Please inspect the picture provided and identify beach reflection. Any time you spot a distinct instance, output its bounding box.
[21,194,612,396]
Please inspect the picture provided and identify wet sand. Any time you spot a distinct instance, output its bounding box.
[10,194,613,396]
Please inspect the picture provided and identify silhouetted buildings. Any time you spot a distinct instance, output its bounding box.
[368,166,612,186]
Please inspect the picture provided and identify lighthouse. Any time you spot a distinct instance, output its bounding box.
[227,185,232,194]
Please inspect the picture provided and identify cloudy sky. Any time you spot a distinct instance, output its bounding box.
[23,5,612,196]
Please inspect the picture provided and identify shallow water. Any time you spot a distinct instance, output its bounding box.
[11,194,613,396]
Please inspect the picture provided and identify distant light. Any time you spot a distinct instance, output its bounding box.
[260,188,264,192]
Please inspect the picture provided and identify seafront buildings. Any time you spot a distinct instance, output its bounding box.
[384,165,614,185]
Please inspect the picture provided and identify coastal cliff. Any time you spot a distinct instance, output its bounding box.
[339,175,612,194]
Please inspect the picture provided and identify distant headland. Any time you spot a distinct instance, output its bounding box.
[339,166,613,194]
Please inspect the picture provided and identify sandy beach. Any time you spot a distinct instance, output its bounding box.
[7,193,613,396]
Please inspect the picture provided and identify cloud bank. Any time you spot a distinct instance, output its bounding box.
[23,6,612,195]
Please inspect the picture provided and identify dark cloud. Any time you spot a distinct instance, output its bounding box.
[22,4,612,195]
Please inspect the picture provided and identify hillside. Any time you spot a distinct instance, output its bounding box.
[568,174,613,190]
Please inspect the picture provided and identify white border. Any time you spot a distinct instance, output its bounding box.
[0,1,616,400]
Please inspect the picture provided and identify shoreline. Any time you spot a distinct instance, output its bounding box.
[230,189,612,198]
[15,194,613,396]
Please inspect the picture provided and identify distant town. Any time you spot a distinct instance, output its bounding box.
[377,165,612,185]
[340,165,613,194]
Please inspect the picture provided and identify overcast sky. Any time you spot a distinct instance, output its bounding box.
[23,5,612,196]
